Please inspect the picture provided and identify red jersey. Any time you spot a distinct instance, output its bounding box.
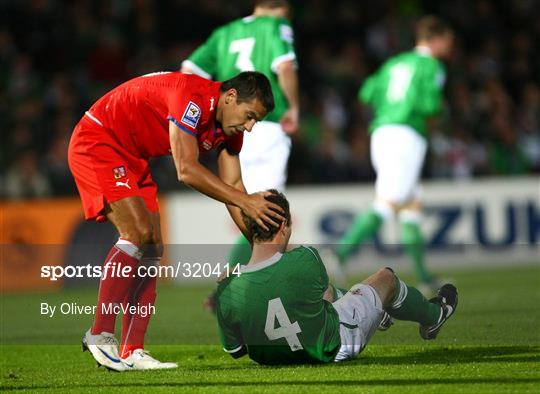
[85,72,243,158]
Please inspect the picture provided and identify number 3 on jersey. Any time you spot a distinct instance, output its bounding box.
[229,37,256,71]
[264,298,303,351]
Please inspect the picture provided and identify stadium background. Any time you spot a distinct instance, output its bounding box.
[0,1,538,391]
[1,0,538,287]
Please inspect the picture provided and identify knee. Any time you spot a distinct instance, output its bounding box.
[154,243,164,258]
[121,220,154,246]
[378,267,398,294]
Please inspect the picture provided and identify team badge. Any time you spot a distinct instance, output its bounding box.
[202,140,212,150]
[350,288,363,296]
[113,166,126,179]
[180,101,201,128]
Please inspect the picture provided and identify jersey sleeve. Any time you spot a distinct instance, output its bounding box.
[182,30,220,79]
[216,292,245,356]
[359,72,379,105]
[167,92,204,137]
[270,19,297,74]
[302,246,330,293]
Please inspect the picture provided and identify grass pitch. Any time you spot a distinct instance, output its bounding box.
[1,264,539,393]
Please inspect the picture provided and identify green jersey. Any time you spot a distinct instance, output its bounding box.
[216,246,341,365]
[360,48,446,137]
[184,16,296,123]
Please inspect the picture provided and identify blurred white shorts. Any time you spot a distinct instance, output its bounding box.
[333,284,384,362]
[239,121,291,194]
[371,124,427,204]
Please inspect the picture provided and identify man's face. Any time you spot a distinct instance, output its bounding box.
[220,90,267,137]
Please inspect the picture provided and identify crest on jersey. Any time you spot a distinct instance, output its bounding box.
[113,166,126,179]
[350,288,363,296]
[181,101,201,128]
[280,24,294,44]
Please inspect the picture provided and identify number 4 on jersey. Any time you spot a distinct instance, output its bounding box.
[264,298,303,351]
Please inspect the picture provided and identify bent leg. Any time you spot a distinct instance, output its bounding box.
[120,211,162,358]
[335,200,390,265]
[92,197,155,335]
[381,267,441,326]
[399,200,434,285]
[332,271,392,361]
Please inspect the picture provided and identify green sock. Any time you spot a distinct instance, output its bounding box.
[401,220,431,283]
[227,234,252,266]
[336,209,382,265]
[386,276,441,326]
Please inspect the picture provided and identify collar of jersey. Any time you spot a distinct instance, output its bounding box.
[214,122,222,137]
[240,252,283,273]
[415,45,433,57]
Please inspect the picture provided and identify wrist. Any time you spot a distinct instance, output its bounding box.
[236,193,250,210]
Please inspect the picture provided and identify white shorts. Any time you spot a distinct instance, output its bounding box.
[371,124,427,205]
[333,284,384,362]
[239,121,291,194]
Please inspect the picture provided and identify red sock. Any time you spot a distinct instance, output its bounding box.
[120,275,157,358]
[91,238,142,335]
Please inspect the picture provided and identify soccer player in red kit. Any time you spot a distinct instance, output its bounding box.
[69,71,283,371]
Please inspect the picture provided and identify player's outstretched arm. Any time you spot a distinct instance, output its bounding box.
[169,122,284,230]
[277,60,299,135]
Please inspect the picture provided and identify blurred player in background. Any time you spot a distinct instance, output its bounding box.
[69,71,283,371]
[181,0,299,267]
[216,190,458,365]
[334,16,454,293]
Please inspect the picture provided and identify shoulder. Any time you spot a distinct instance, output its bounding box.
[216,274,237,298]
[174,76,219,130]
[284,246,322,263]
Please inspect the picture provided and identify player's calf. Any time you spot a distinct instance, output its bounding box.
[384,270,457,340]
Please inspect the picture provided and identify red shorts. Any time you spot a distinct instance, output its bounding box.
[68,115,159,222]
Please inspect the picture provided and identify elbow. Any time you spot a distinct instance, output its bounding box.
[278,60,296,74]
[177,172,194,187]
[177,171,188,185]
[176,162,194,186]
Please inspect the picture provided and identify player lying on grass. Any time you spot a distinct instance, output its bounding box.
[215,190,458,364]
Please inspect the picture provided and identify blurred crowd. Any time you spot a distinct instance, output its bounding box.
[1,0,539,199]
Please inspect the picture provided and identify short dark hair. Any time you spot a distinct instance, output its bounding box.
[415,16,452,41]
[220,71,275,114]
[254,0,289,9]
[242,189,291,242]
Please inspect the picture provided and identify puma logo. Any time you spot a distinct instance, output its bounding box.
[115,179,131,189]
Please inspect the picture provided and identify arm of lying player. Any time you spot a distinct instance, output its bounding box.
[323,284,347,302]
[323,285,336,302]
[169,122,285,230]
[277,60,299,135]
[217,146,252,242]
[225,345,248,359]
[216,299,247,359]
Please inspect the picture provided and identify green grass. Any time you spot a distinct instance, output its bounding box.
[1,265,539,393]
